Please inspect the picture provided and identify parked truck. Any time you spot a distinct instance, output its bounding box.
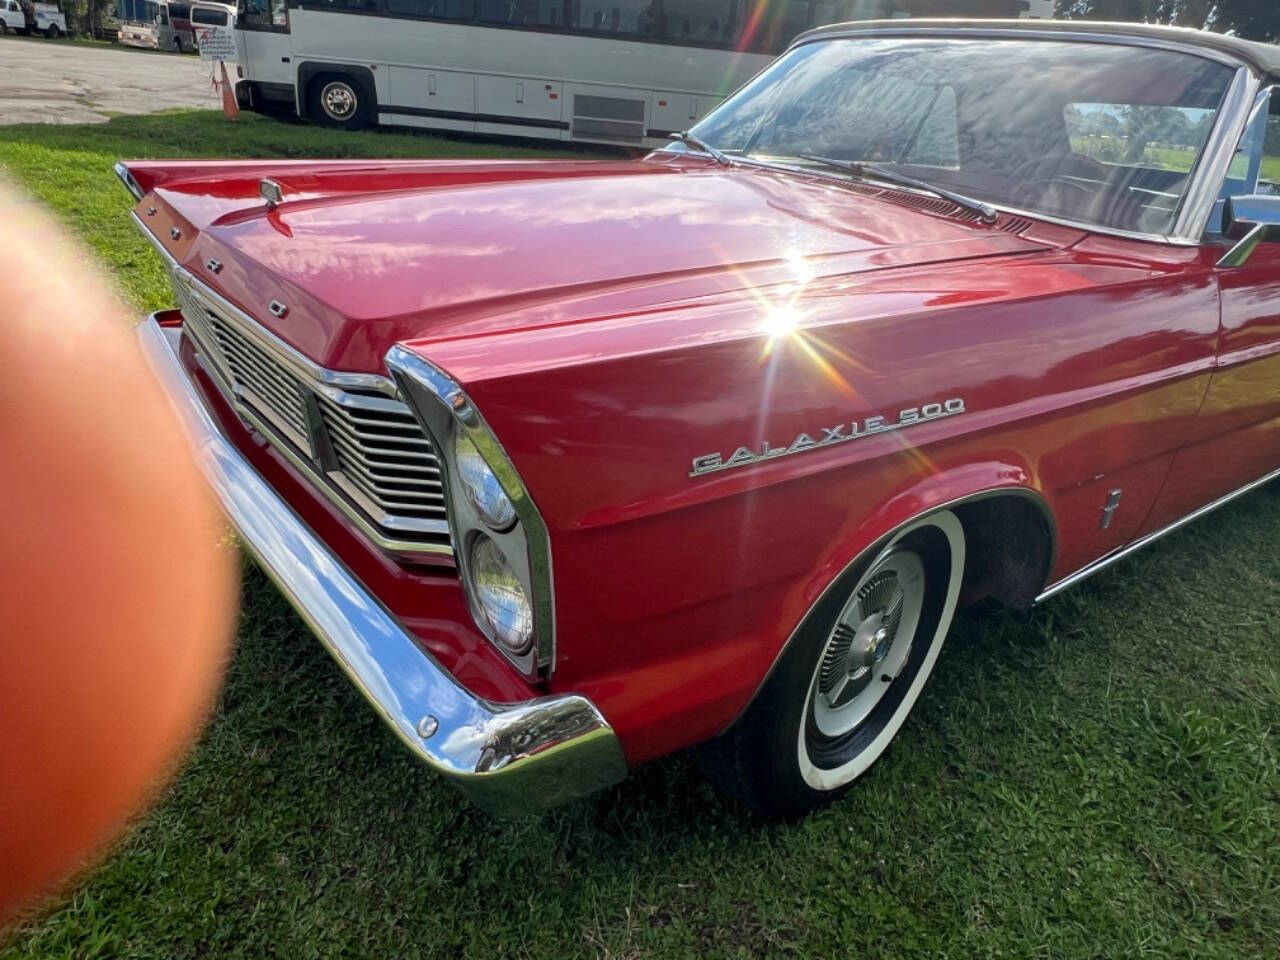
[18,0,66,37]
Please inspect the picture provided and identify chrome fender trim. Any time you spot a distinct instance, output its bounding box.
[1035,465,1280,603]
[136,313,627,815]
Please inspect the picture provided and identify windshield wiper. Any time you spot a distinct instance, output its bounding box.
[798,155,998,223]
[668,131,734,168]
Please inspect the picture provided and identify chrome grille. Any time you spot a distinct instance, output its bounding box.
[211,319,310,440]
[314,391,447,521]
[172,270,451,553]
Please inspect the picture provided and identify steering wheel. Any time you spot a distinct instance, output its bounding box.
[1008,152,1110,209]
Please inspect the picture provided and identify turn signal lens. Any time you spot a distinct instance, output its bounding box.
[470,536,534,655]
[454,431,517,530]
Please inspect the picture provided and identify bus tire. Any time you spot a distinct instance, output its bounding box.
[44,23,59,38]
[308,74,372,131]
[174,36,183,52]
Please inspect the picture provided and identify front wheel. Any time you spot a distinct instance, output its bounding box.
[44,23,58,38]
[308,74,372,131]
[698,510,966,821]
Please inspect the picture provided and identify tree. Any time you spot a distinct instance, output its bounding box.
[1054,0,1280,43]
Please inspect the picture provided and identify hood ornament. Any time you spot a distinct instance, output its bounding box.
[260,178,284,209]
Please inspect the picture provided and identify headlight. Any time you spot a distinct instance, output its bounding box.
[388,345,554,678]
[470,535,534,655]
[454,431,517,530]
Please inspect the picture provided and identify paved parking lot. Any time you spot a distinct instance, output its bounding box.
[0,37,218,124]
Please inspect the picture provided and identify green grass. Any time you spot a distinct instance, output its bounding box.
[1070,138,1280,185]
[2,110,1279,959]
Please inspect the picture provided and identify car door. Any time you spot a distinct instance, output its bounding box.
[1136,84,1280,537]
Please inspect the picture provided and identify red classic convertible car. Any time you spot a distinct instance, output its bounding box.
[121,19,1280,819]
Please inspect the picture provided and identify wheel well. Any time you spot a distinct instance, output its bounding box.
[297,63,376,120]
[953,494,1054,610]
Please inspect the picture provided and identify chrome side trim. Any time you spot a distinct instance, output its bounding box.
[387,346,557,676]
[724,485,1057,732]
[136,313,625,815]
[1176,68,1260,241]
[114,161,143,200]
[1217,222,1269,268]
[1035,466,1280,603]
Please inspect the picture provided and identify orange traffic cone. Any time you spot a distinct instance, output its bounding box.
[220,61,240,120]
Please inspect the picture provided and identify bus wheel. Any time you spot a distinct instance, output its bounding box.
[44,24,59,38]
[174,36,183,52]
[309,74,372,131]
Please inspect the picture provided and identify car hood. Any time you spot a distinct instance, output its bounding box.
[137,157,1052,372]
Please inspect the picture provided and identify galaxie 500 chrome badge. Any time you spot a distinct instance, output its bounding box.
[690,398,966,477]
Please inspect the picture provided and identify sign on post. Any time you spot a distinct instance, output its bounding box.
[196,26,237,62]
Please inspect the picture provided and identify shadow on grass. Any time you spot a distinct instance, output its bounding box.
[0,108,616,162]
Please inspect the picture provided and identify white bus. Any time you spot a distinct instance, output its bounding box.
[117,0,196,50]
[233,0,1055,147]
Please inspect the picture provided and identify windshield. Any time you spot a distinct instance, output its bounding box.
[687,38,1236,236]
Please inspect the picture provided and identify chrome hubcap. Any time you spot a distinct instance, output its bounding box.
[322,83,356,119]
[811,549,926,738]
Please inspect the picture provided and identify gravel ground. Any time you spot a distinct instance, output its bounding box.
[0,36,219,124]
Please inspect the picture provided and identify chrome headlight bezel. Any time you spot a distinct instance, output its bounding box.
[385,346,554,679]
[468,532,535,655]
[453,430,518,531]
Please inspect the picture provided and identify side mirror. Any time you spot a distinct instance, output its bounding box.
[1224,194,1280,238]
[1218,194,1280,267]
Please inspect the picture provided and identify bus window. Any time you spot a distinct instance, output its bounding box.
[476,0,561,26]
[385,0,475,17]
[572,0,657,34]
[239,0,288,25]
[308,0,380,11]
[738,0,810,52]
[192,4,228,22]
[810,0,887,25]
[239,0,267,24]
[660,0,735,43]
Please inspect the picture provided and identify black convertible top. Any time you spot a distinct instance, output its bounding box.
[797,19,1280,79]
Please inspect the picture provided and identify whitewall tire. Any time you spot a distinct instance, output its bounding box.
[698,510,965,820]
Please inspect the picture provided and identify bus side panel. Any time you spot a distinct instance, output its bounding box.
[269,9,769,141]
[385,66,478,132]
[476,75,565,138]
[649,92,719,141]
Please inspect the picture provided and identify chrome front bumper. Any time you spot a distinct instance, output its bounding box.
[137,313,627,816]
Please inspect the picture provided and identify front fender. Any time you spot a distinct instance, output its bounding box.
[729,462,1056,734]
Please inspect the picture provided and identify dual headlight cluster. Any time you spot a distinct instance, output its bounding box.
[452,432,532,655]
[387,347,552,677]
